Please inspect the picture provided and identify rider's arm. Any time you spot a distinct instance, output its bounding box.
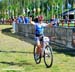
[43,23,53,27]
[47,23,53,27]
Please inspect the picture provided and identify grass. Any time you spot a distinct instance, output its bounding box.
[0,24,75,72]
[59,23,75,27]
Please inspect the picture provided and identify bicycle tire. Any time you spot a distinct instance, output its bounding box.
[34,44,41,64]
[44,45,53,68]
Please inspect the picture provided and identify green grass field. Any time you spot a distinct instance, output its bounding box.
[0,25,75,72]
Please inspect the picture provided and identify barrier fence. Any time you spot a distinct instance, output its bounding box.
[60,19,75,27]
[16,23,75,49]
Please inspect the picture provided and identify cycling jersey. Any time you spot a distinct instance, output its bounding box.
[34,23,47,37]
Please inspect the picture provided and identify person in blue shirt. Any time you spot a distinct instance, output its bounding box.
[24,16,30,24]
[17,16,23,23]
[50,15,59,27]
[30,15,51,58]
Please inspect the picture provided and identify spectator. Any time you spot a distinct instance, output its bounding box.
[12,18,16,33]
[65,15,69,23]
[50,15,59,27]
[1,18,4,24]
[34,16,38,23]
[24,16,30,24]
[17,16,23,23]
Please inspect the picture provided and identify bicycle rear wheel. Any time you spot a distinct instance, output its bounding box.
[34,45,41,64]
[44,45,53,68]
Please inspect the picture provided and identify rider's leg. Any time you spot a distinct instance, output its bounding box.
[36,37,42,55]
[41,41,45,56]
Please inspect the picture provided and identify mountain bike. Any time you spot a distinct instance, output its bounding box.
[34,36,53,68]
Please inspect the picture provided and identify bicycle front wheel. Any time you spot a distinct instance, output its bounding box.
[44,45,53,68]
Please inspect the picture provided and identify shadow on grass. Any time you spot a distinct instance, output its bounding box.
[52,45,75,57]
[0,61,34,67]
[1,27,75,57]
[0,50,33,54]
[1,27,34,55]
[1,27,34,45]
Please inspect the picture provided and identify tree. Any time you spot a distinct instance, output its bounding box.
[0,0,73,19]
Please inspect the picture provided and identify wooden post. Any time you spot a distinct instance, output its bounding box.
[74,20,75,27]
[62,19,64,27]
[68,19,70,27]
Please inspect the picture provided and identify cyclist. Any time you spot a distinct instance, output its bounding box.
[30,15,52,59]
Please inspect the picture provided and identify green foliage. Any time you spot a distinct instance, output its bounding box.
[0,2,3,10]
[0,0,73,19]
[0,14,3,19]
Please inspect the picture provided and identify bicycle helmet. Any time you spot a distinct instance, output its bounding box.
[38,15,44,21]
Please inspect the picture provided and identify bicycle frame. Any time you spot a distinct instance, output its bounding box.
[34,36,53,68]
[40,36,50,54]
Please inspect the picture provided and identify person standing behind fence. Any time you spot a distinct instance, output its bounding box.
[12,18,16,33]
[65,15,69,24]
[50,15,59,27]
[17,16,23,23]
[34,16,38,23]
[24,16,30,24]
